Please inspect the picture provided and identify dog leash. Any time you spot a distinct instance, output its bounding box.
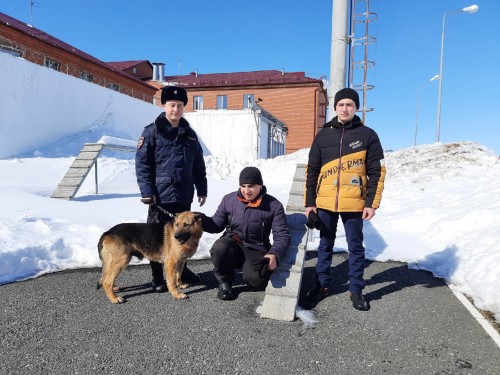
[141,197,176,218]
[155,205,176,218]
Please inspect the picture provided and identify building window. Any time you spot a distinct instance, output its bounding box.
[270,124,287,158]
[194,96,204,111]
[106,83,120,91]
[0,41,22,57]
[44,57,60,71]
[216,95,227,110]
[80,71,93,83]
[319,103,326,118]
[132,67,137,74]
[243,94,254,109]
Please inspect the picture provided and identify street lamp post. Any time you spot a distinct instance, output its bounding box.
[435,4,479,143]
[415,74,439,146]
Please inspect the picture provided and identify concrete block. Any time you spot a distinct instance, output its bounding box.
[259,163,309,321]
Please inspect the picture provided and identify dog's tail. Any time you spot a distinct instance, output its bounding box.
[97,232,108,258]
[97,232,108,290]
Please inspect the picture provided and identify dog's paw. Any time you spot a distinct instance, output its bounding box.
[112,285,123,292]
[111,296,125,304]
[177,283,189,289]
[173,293,189,300]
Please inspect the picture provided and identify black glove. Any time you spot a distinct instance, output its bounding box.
[306,211,321,230]
[252,257,270,278]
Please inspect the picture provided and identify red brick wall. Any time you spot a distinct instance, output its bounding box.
[0,25,157,102]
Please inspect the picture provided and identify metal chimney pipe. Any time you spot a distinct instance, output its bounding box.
[152,63,158,81]
[158,63,165,81]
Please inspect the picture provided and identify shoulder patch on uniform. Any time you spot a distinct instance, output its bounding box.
[137,136,145,149]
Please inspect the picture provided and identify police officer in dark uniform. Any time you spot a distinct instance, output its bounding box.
[135,86,207,292]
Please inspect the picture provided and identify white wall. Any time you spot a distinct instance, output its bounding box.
[0,52,160,159]
[185,110,259,161]
[0,52,283,161]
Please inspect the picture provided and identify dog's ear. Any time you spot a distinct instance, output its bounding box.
[192,212,202,221]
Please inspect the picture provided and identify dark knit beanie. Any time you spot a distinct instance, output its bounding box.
[334,88,359,109]
[161,86,188,105]
[239,167,263,185]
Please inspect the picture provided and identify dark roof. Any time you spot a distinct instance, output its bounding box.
[0,12,153,90]
[106,60,152,71]
[165,70,325,88]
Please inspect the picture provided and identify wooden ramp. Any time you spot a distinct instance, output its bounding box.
[51,142,137,200]
[50,143,104,200]
[259,163,310,321]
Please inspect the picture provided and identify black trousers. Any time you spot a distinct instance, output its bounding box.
[147,202,191,278]
[209,237,272,290]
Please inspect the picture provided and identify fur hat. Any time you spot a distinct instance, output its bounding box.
[239,167,263,185]
[334,88,359,109]
[161,86,188,106]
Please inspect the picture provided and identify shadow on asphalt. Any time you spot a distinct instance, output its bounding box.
[108,251,446,310]
[116,267,256,302]
[364,260,445,303]
[298,250,445,310]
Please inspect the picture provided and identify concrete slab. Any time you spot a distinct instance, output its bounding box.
[259,164,309,321]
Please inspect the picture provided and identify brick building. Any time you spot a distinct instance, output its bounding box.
[0,12,156,103]
[162,70,328,154]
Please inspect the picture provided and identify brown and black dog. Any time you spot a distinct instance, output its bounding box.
[97,211,203,303]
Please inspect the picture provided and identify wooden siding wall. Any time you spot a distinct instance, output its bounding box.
[123,62,152,80]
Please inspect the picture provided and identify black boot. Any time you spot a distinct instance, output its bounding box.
[306,285,329,303]
[350,292,370,311]
[181,263,200,284]
[150,261,167,293]
[217,282,235,300]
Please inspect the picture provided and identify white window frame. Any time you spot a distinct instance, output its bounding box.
[106,82,120,91]
[216,95,227,110]
[194,96,204,111]
[44,57,60,71]
[0,42,22,57]
[243,94,254,109]
[80,71,93,82]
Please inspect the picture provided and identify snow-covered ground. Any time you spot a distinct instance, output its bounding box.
[0,137,499,323]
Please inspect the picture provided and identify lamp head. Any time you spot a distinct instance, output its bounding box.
[462,4,479,13]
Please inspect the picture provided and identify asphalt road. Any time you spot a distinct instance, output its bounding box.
[1,252,499,375]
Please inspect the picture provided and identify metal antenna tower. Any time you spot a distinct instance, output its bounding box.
[29,0,33,25]
[28,0,40,26]
[349,0,377,123]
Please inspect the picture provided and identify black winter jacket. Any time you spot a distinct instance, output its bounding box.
[202,187,291,262]
[305,115,386,212]
[135,113,207,205]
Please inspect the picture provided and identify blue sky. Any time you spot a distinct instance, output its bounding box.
[2,0,499,154]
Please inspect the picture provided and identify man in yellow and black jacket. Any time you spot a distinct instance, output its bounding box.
[305,88,386,311]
